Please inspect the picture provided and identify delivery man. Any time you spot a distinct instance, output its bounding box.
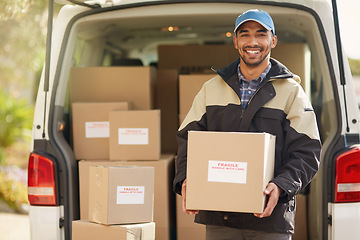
[173,9,321,240]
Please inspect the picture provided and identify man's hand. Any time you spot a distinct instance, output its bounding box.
[181,179,199,215]
[254,182,283,218]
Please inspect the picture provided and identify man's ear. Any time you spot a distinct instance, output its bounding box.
[233,36,238,49]
[271,35,278,49]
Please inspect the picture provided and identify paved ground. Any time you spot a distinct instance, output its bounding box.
[0,201,30,240]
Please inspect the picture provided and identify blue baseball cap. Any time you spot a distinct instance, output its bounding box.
[234,9,275,36]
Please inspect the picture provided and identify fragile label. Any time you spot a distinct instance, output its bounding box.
[208,160,247,184]
[85,121,109,138]
[117,186,145,204]
[118,128,149,145]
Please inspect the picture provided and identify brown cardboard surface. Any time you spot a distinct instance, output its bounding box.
[178,74,216,122]
[186,131,275,213]
[72,102,130,160]
[293,194,308,240]
[72,220,155,240]
[158,45,238,73]
[109,110,161,161]
[70,66,156,110]
[88,166,154,225]
[175,194,206,240]
[79,155,175,240]
[272,43,310,94]
[156,69,179,153]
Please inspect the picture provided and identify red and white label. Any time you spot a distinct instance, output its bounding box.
[85,121,109,138]
[208,160,247,184]
[118,128,149,145]
[116,186,145,204]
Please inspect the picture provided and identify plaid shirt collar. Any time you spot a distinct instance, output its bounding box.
[237,62,272,109]
[237,62,271,84]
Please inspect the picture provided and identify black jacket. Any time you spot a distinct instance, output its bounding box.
[173,58,321,233]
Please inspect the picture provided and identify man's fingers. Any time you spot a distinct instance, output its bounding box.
[181,179,199,215]
[254,183,282,218]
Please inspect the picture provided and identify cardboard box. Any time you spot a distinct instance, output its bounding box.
[156,69,179,153]
[79,155,176,240]
[72,220,155,240]
[88,166,154,225]
[176,194,206,240]
[158,45,238,73]
[272,43,311,98]
[109,110,161,161]
[72,102,130,160]
[293,194,308,240]
[178,74,216,124]
[70,66,156,110]
[186,131,275,213]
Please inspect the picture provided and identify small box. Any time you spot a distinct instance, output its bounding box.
[109,110,161,161]
[186,131,275,214]
[72,102,130,160]
[72,220,155,240]
[88,166,154,225]
[70,66,156,110]
[79,155,176,240]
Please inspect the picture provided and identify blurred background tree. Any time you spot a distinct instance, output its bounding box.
[349,58,360,76]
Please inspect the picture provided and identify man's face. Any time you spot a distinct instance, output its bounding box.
[233,21,277,68]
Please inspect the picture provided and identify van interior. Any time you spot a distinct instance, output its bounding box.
[55,2,338,240]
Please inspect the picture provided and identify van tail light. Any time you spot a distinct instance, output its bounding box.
[335,147,360,203]
[28,153,58,206]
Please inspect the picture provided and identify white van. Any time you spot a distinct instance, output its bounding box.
[28,0,360,239]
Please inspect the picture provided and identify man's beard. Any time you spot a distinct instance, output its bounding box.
[240,46,270,67]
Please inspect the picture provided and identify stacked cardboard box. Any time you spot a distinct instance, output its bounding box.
[73,165,155,240]
[70,66,176,240]
[72,220,155,240]
[78,155,175,240]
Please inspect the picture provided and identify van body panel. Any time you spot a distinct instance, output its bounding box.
[29,205,64,240]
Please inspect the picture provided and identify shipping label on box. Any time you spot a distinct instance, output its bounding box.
[207,160,248,184]
[186,131,275,214]
[88,166,155,225]
[118,128,149,145]
[85,121,110,138]
[117,186,145,204]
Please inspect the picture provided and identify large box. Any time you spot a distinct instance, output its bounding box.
[72,220,155,240]
[156,69,179,153]
[70,66,156,110]
[176,195,206,240]
[109,110,161,161]
[72,102,130,160]
[186,131,275,213]
[178,74,216,124]
[158,45,238,73]
[79,155,175,240]
[272,43,311,97]
[88,166,154,225]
